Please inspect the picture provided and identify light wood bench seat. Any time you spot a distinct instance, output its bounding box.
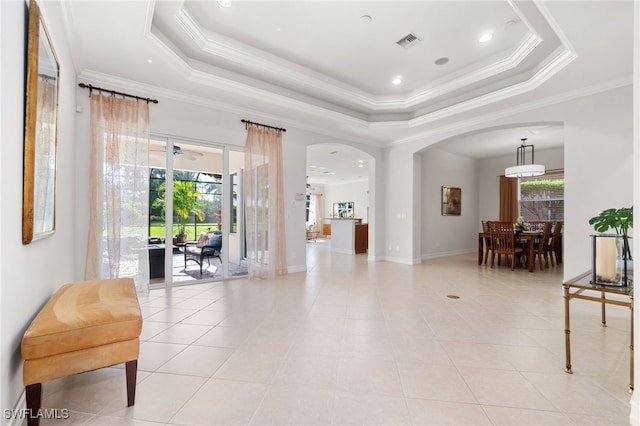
[21,278,142,426]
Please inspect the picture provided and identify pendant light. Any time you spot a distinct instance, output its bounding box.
[505,138,545,177]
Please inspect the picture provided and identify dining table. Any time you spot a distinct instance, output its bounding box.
[478,231,542,272]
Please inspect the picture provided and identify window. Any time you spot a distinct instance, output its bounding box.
[519,173,564,222]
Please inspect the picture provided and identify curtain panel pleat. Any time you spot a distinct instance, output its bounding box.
[85,94,150,292]
[499,175,518,223]
[244,125,287,277]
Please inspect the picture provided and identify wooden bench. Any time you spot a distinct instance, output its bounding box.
[21,278,142,426]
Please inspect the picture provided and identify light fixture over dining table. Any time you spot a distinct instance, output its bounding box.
[505,138,546,177]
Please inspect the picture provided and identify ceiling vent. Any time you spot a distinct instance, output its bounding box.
[396,33,422,49]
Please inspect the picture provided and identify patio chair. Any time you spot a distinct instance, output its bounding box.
[184,232,222,274]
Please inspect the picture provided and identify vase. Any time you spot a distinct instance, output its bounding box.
[591,234,632,286]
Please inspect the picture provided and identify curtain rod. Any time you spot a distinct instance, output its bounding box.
[78,83,159,104]
[241,119,286,132]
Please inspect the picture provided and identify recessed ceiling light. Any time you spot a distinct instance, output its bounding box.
[392,76,402,85]
[218,0,232,7]
[357,160,364,163]
[479,31,493,43]
[434,57,449,66]
[147,59,153,64]
[360,15,372,23]
[357,164,364,168]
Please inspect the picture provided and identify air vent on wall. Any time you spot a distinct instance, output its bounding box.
[396,33,422,49]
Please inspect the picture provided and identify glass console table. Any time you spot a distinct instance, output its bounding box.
[563,271,634,393]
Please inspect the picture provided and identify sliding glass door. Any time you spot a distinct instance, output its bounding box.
[148,138,247,287]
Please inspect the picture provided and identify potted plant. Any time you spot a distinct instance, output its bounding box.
[153,180,205,243]
[588,207,633,259]
[589,207,633,285]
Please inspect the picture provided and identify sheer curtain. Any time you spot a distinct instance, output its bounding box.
[244,124,287,277]
[85,93,150,292]
[499,175,518,223]
[313,194,323,235]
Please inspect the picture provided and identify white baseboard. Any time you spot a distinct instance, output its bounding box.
[422,248,475,261]
[286,264,307,274]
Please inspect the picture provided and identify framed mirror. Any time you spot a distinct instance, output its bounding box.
[23,0,59,244]
[333,202,354,218]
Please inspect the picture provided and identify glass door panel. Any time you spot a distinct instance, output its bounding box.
[228,150,247,277]
[148,138,246,286]
[170,140,224,283]
[148,138,169,287]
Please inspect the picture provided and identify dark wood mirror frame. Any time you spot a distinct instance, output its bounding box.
[23,0,59,244]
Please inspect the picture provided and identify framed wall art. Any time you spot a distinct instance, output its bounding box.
[441,186,461,216]
[23,0,59,244]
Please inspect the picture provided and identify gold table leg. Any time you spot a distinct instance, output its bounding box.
[601,291,607,327]
[630,295,634,394]
[564,285,572,374]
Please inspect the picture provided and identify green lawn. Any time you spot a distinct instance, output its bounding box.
[149,222,221,241]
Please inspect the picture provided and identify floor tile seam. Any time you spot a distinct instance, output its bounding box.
[177,319,226,327]
[164,374,212,426]
[139,328,176,342]
[328,391,413,425]
[188,341,243,350]
[525,369,634,409]
[494,367,565,412]
[140,342,200,374]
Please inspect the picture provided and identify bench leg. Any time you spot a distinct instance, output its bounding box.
[25,383,42,426]
[125,360,137,407]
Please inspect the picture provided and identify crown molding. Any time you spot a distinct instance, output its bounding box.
[391,76,632,146]
[75,70,387,148]
[165,0,556,112]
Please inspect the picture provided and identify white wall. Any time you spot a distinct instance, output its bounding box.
[420,148,479,259]
[562,88,633,278]
[384,85,633,275]
[1,0,77,412]
[281,129,308,273]
[477,147,565,227]
[324,180,369,222]
[383,143,419,263]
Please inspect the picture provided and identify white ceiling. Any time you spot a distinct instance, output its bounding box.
[51,0,633,185]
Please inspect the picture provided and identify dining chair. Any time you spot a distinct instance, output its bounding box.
[481,220,493,265]
[548,221,563,266]
[530,221,552,270]
[489,221,523,270]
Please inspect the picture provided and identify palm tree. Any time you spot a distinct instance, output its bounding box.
[153,180,205,241]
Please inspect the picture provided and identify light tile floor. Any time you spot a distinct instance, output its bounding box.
[34,240,633,425]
